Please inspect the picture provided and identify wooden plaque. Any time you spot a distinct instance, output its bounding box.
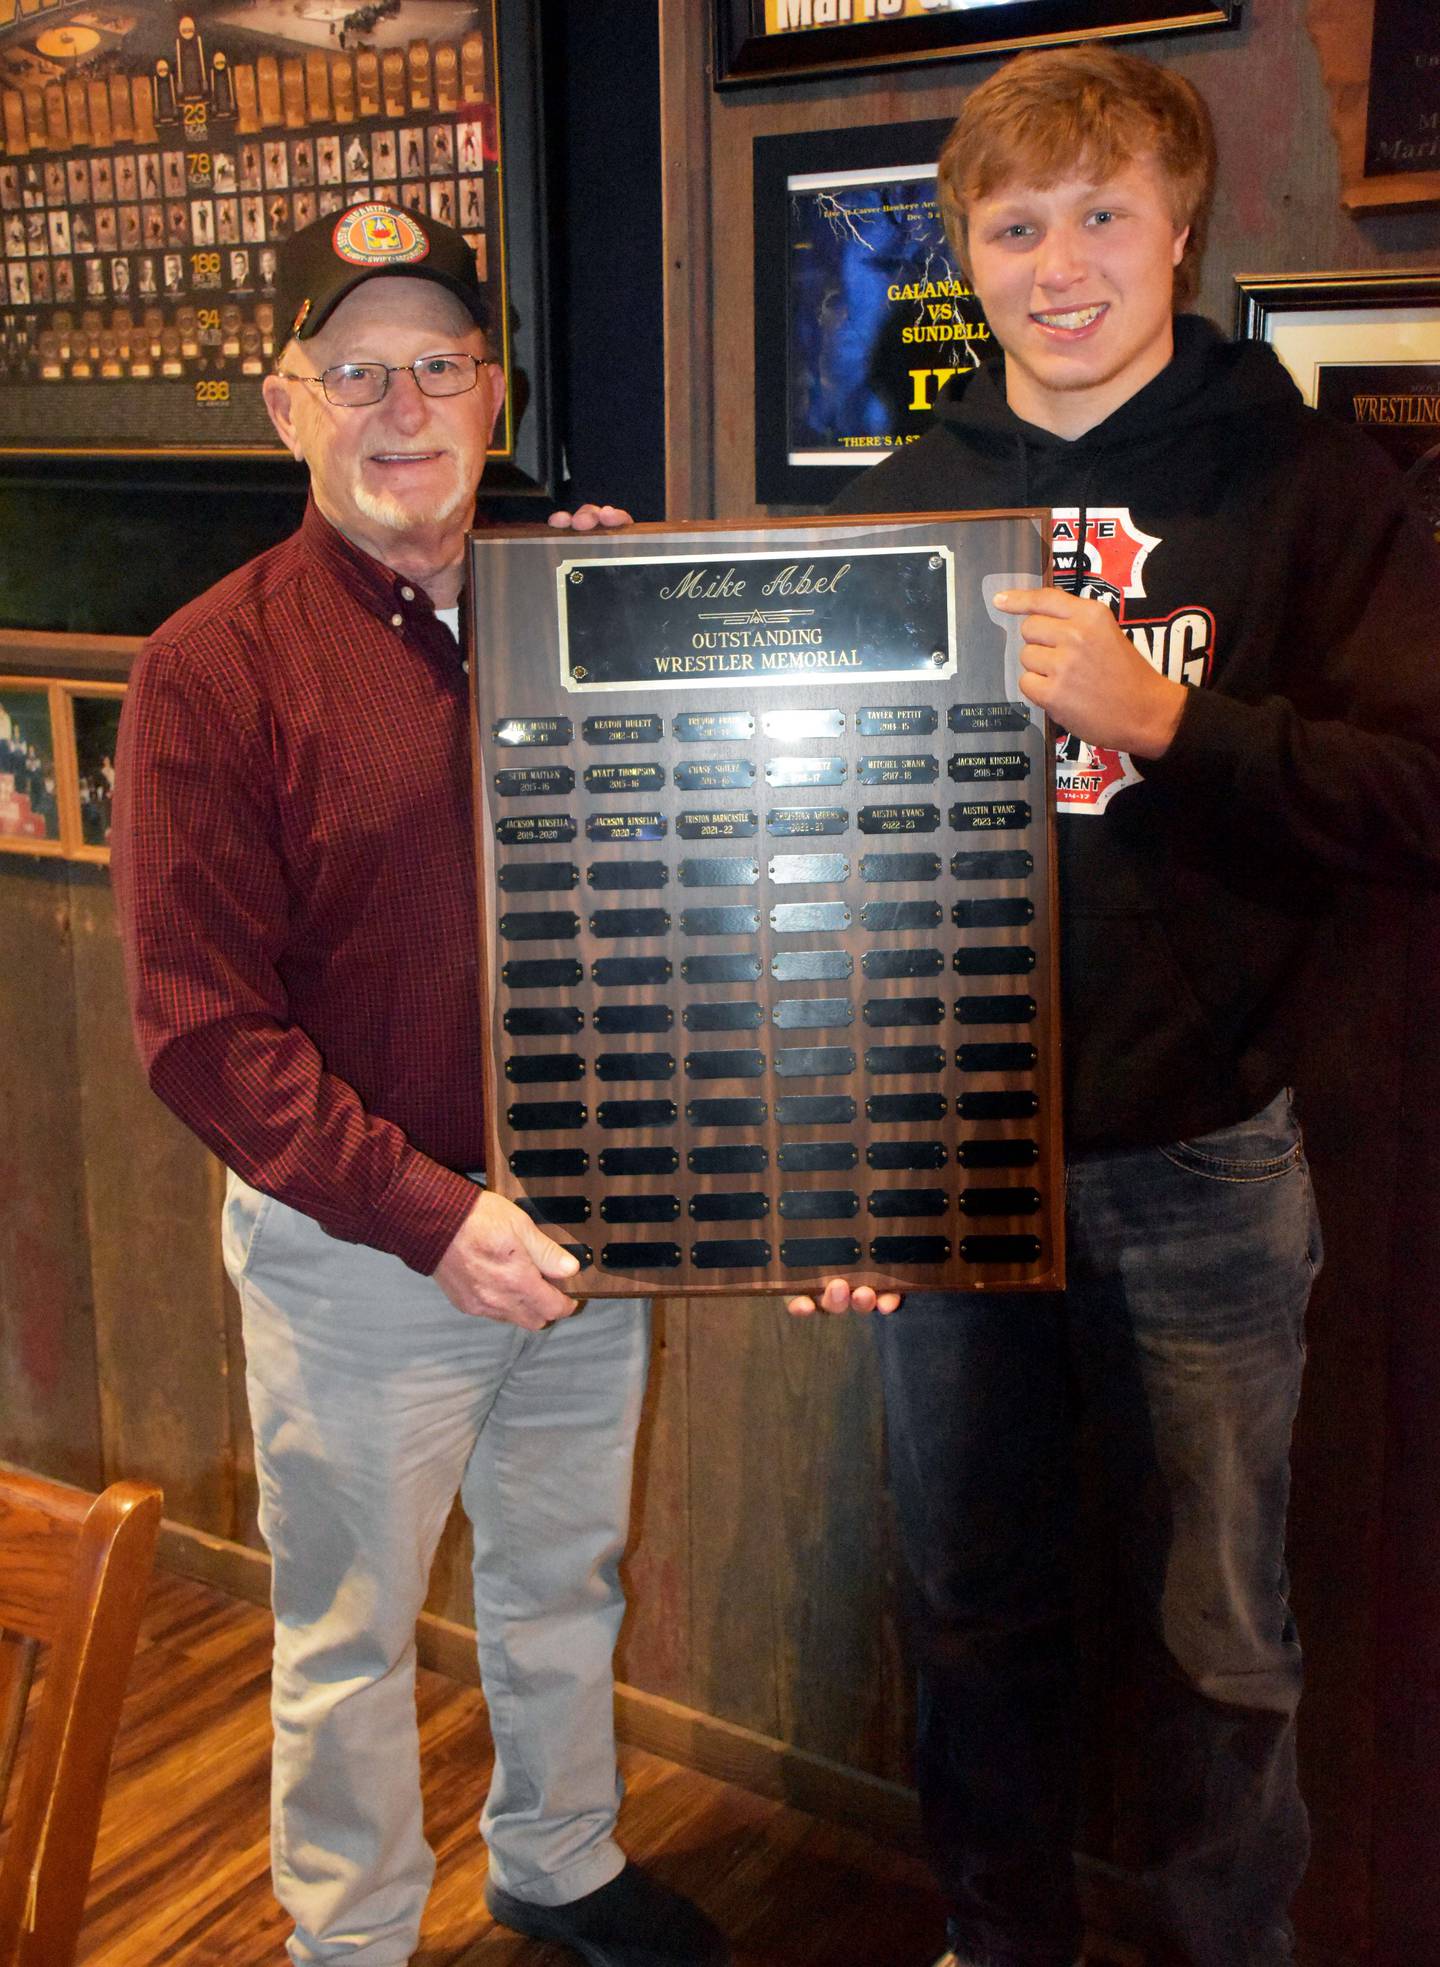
[468,513,1064,1299]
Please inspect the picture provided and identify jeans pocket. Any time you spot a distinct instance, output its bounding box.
[223,1177,278,1283]
[1158,1090,1304,1184]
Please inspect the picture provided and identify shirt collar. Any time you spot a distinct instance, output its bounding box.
[299,496,475,645]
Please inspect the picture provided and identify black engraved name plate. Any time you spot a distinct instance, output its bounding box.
[675,710,755,742]
[679,810,759,839]
[496,765,576,799]
[494,716,573,748]
[583,714,663,745]
[587,811,667,842]
[859,705,938,737]
[471,512,1062,1296]
[858,754,938,786]
[950,702,1031,734]
[769,806,848,837]
[950,750,1030,784]
[859,804,941,835]
[675,758,756,792]
[498,813,577,847]
[585,761,666,795]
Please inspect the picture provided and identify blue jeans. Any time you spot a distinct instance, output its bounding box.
[874,1091,1321,1967]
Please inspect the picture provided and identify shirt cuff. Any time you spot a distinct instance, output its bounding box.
[1137,685,1251,797]
[368,1152,481,1275]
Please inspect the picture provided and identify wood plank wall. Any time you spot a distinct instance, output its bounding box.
[653,4,1440,1964]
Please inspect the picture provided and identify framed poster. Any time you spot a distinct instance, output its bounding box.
[0,0,556,493]
[1308,0,1440,211]
[57,681,125,863]
[0,677,63,855]
[1236,269,1440,545]
[715,0,1243,89]
[754,121,991,508]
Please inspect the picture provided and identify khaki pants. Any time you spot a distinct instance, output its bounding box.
[223,1173,651,1966]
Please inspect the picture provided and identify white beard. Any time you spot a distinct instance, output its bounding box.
[350,452,472,533]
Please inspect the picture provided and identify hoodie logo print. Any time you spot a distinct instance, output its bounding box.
[1049,507,1215,817]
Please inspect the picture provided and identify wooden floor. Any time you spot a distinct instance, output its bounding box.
[56,1572,949,1966]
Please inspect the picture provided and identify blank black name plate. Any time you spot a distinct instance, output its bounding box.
[471,512,1063,1296]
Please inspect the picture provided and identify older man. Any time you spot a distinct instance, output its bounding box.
[114,205,728,1967]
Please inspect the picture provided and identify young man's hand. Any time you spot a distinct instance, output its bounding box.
[786,1277,903,1318]
[994,586,1188,758]
[546,504,632,532]
[434,1191,580,1330]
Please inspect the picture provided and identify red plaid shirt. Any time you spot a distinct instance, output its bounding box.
[113,500,485,1274]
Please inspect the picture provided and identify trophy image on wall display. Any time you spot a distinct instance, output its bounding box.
[469,513,1065,1300]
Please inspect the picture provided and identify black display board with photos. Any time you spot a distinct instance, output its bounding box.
[0,0,555,492]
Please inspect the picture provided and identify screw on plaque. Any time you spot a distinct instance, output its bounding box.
[931,651,946,666]
[929,554,942,570]
[570,569,583,582]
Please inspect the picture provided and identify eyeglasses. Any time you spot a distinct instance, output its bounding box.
[276,352,494,407]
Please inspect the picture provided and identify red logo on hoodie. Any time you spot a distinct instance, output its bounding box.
[1049,507,1214,815]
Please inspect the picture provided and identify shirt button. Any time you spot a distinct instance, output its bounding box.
[390,612,404,628]
[399,586,415,601]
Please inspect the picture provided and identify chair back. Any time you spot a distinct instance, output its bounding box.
[0,1470,161,1967]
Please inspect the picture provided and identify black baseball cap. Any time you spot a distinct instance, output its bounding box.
[274,201,489,345]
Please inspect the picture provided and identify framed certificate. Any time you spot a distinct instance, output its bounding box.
[1236,268,1440,544]
[469,511,1065,1300]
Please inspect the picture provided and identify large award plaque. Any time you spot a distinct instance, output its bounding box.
[468,513,1063,1298]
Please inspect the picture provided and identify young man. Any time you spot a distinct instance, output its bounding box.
[114,206,727,1967]
[796,45,1440,1967]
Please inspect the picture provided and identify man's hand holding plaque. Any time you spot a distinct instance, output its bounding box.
[785,1278,903,1318]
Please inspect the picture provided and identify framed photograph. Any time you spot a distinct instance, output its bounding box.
[1236,268,1440,544]
[0,0,558,497]
[1308,0,1440,211]
[0,679,64,857]
[57,684,126,864]
[754,121,992,507]
[714,0,1242,88]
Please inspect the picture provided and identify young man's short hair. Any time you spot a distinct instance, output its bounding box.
[936,44,1217,310]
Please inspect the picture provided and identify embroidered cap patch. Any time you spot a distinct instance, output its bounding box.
[332,205,429,268]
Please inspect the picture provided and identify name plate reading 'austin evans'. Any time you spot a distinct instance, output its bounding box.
[469,514,1062,1302]
[557,547,956,691]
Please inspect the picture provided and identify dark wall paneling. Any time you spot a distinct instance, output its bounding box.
[615,1301,693,1706]
[542,0,666,521]
[0,859,103,1487]
[69,867,240,1534]
[0,472,306,639]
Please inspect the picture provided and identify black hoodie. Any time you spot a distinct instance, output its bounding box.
[831,315,1440,1152]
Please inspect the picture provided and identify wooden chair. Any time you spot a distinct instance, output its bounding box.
[0,1471,162,1967]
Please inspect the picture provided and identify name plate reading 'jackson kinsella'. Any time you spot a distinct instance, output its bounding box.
[469,514,1063,1300]
[557,547,956,691]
